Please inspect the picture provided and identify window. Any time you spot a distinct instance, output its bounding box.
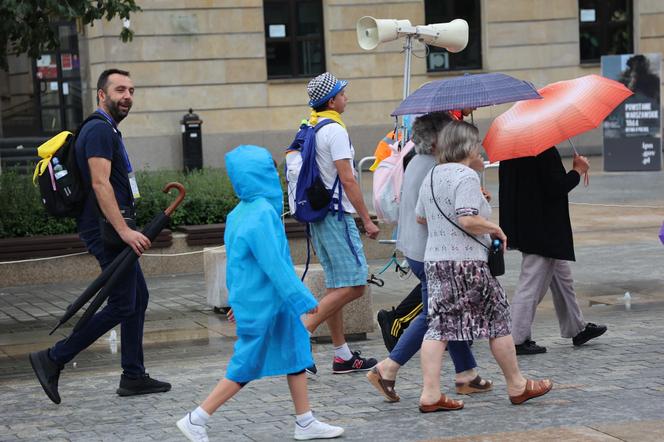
[1,21,82,137]
[263,0,325,79]
[579,0,633,63]
[33,21,83,134]
[424,0,482,72]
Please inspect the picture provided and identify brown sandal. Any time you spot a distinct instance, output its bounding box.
[455,375,493,395]
[366,367,400,402]
[509,379,553,405]
[418,393,464,413]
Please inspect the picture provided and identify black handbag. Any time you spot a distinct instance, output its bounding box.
[429,166,505,277]
[99,206,137,250]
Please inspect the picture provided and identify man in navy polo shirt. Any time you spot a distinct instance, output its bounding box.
[29,69,171,404]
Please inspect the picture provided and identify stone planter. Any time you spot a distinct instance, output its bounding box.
[295,263,374,341]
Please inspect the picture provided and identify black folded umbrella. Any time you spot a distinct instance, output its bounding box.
[48,247,131,334]
[49,182,186,335]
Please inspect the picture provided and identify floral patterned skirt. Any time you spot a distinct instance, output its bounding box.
[424,260,511,341]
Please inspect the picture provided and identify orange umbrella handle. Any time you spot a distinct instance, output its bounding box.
[162,182,186,216]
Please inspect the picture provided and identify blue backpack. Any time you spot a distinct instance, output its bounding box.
[285,119,344,223]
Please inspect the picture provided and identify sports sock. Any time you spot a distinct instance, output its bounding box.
[190,406,210,426]
[296,410,315,427]
[334,343,353,361]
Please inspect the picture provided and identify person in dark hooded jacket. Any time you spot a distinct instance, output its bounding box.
[499,147,607,355]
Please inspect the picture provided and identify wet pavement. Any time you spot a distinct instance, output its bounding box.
[1,157,664,441]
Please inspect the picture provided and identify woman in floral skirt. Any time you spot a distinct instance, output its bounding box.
[415,120,553,412]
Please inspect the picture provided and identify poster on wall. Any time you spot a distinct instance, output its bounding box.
[36,55,57,79]
[601,53,662,171]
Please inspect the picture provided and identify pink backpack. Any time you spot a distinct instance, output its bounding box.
[372,140,415,224]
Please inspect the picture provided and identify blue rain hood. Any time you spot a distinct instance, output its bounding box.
[223,145,317,383]
[226,144,283,217]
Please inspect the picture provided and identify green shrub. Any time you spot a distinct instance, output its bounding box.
[0,170,76,237]
[0,168,239,238]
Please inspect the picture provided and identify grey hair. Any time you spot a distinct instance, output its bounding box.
[435,120,481,163]
[411,112,452,154]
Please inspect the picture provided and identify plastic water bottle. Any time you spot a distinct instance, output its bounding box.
[623,292,631,311]
[52,157,73,197]
[52,157,67,178]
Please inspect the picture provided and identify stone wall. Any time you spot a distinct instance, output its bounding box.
[70,0,664,168]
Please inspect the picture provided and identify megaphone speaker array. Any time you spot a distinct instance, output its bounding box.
[356,16,469,53]
[356,17,413,50]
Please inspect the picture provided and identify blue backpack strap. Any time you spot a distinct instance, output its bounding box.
[301,223,312,281]
[343,215,361,266]
[313,119,338,132]
[314,119,344,214]
[313,119,361,265]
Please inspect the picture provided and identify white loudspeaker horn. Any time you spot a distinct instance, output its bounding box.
[356,16,413,50]
[416,19,469,53]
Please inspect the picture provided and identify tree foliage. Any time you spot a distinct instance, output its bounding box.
[1,0,141,70]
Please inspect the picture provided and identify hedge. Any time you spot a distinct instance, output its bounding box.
[0,168,243,238]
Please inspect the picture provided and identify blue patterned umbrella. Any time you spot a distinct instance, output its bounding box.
[391,73,541,116]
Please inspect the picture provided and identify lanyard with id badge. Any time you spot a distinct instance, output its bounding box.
[96,109,141,249]
[96,109,141,200]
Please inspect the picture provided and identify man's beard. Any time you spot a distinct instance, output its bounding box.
[104,97,131,123]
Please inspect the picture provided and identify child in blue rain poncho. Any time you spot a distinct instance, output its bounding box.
[177,145,344,442]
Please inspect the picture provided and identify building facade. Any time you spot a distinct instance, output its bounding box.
[1,0,663,169]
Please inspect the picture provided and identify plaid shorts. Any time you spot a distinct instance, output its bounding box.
[310,212,368,288]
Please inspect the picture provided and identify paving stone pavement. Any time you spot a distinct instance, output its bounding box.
[1,268,664,441]
[1,160,664,440]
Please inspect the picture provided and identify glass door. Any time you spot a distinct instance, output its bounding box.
[33,21,83,134]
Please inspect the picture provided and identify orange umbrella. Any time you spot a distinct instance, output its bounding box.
[483,74,633,163]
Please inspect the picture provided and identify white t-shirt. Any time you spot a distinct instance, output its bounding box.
[314,119,356,213]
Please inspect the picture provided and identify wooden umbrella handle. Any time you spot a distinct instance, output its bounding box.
[162,182,186,216]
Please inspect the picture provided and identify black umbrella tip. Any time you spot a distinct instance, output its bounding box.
[49,323,61,335]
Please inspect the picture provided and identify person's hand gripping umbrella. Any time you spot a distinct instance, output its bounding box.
[49,182,186,335]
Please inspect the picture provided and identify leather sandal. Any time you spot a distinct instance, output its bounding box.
[418,393,464,413]
[455,374,493,395]
[509,379,553,405]
[366,366,400,402]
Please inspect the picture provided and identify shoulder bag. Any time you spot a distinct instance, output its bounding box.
[429,166,505,277]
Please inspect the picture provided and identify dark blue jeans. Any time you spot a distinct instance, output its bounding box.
[388,258,477,373]
[50,232,148,377]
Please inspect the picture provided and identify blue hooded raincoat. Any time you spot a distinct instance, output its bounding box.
[224,145,318,383]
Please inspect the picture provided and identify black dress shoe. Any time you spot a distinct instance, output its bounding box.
[572,323,607,346]
[377,308,398,352]
[116,373,171,396]
[29,349,63,404]
[515,339,547,355]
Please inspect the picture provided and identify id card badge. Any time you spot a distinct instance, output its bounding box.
[128,172,141,199]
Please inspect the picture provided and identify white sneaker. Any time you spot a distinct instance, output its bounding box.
[294,419,344,440]
[176,413,209,442]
